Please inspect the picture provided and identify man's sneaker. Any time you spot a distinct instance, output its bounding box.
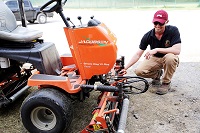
[149,69,163,93]
[156,82,171,95]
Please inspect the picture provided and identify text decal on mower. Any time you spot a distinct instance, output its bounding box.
[83,62,109,68]
[78,40,108,46]
[78,37,109,46]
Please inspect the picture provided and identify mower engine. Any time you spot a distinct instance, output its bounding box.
[0,58,32,107]
[0,58,20,82]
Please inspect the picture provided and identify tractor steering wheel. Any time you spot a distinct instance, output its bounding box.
[40,0,66,13]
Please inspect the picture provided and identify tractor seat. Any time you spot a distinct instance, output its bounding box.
[0,1,42,43]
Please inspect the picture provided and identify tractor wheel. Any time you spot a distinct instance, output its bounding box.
[20,88,73,133]
[37,13,47,24]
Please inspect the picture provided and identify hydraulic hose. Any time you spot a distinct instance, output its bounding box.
[115,76,149,94]
[80,85,119,92]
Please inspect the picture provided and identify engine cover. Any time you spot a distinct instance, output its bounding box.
[0,42,62,75]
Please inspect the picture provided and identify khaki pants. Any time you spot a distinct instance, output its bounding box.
[134,53,179,83]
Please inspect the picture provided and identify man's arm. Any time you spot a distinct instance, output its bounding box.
[124,49,144,70]
[155,43,181,55]
[117,49,144,76]
[144,43,181,59]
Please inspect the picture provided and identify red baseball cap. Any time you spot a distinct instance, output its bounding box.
[152,10,168,24]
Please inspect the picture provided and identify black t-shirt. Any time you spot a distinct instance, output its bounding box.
[139,25,181,57]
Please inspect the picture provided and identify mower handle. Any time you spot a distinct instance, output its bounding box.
[40,0,64,13]
[41,0,70,27]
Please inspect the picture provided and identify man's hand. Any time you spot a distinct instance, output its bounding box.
[118,69,127,76]
[144,49,157,59]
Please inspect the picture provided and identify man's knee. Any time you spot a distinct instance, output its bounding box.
[134,68,143,76]
[164,53,179,66]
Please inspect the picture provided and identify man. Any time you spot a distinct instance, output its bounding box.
[121,9,181,95]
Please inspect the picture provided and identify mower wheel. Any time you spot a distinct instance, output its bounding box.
[20,88,73,133]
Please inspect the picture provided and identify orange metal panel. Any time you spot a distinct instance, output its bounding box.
[64,23,117,79]
[60,54,75,66]
[28,74,85,93]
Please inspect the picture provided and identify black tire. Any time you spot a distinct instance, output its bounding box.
[37,13,47,24]
[20,88,73,133]
[28,20,35,23]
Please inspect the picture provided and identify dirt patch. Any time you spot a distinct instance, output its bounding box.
[0,62,200,133]
[125,62,200,133]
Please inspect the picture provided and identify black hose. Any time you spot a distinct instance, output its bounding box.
[81,76,149,94]
[115,76,149,94]
[80,85,118,92]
